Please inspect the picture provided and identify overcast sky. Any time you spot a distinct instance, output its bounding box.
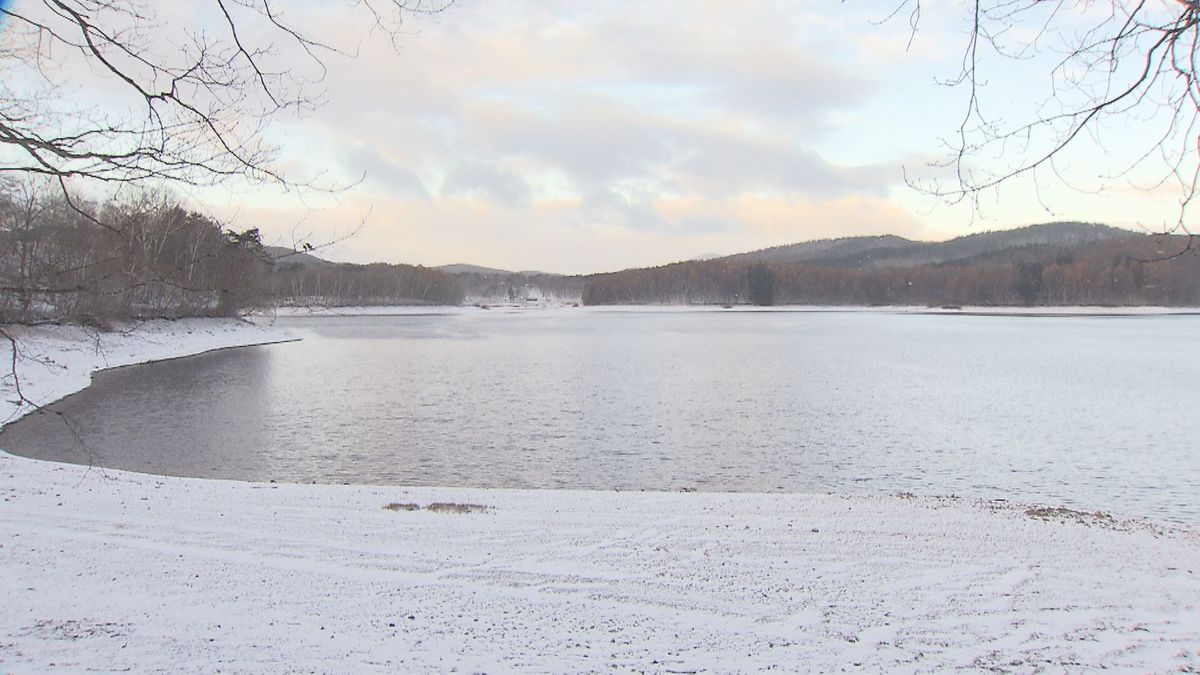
[16,0,1188,273]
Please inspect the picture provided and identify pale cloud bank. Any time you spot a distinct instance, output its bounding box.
[181,1,1187,271]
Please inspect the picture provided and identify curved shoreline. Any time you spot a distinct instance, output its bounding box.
[2,319,1199,671]
[0,317,298,428]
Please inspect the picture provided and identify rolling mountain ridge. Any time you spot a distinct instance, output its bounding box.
[723,222,1134,269]
[265,222,1196,307]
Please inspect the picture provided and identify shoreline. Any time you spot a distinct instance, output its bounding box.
[0,317,297,427]
[268,303,1200,317]
[1,319,1199,670]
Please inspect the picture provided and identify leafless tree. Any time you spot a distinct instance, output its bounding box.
[0,0,452,309]
[891,0,1200,255]
[0,1,453,418]
[0,0,451,202]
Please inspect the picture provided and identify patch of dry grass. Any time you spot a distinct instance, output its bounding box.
[426,502,489,514]
[383,502,489,514]
[1025,506,1118,527]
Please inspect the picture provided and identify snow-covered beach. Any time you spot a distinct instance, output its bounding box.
[2,319,1199,672]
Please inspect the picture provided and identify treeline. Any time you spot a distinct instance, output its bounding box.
[0,182,271,323]
[581,236,1200,306]
[450,271,587,305]
[273,261,464,306]
[7,184,1194,320]
[0,181,469,323]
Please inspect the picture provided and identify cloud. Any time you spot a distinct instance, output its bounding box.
[576,188,669,232]
[298,0,893,210]
[440,162,532,206]
[22,0,1179,274]
[160,0,975,271]
[341,144,429,199]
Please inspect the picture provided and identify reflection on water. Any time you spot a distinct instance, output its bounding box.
[4,309,1200,523]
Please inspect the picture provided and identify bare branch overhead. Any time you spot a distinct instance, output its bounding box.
[0,0,452,190]
[891,0,1200,241]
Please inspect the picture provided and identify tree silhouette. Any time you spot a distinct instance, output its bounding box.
[747,262,776,306]
[892,0,1200,250]
[0,1,450,198]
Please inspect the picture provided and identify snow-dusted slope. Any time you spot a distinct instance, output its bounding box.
[1,319,1198,671]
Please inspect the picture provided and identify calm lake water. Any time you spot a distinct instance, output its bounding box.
[5,309,1200,522]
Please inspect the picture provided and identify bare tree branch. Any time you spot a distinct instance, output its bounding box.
[889,0,1200,234]
[0,0,452,191]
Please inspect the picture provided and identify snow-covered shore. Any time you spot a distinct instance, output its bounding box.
[0,318,296,426]
[2,319,1199,672]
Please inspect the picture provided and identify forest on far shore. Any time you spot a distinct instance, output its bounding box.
[2,180,1197,324]
[0,183,462,324]
[461,222,1200,308]
[577,234,1200,307]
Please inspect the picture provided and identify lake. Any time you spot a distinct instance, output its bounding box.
[5,308,1199,523]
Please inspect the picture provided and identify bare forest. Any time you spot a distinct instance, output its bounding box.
[0,181,270,323]
[273,260,464,308]
[6,188,1196,319]
[580,230,1200,307]
[0,180,468,322]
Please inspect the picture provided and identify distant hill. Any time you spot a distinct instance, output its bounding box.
[437,263,513,275]
[264,246,334,269]
[726,234,917,266]
[268,222,1194,308]
[724,222,1134,269]
[580,222,1198,307]
[438,263,561,278]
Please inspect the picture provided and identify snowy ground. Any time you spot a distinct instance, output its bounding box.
[2,320,1199,672]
